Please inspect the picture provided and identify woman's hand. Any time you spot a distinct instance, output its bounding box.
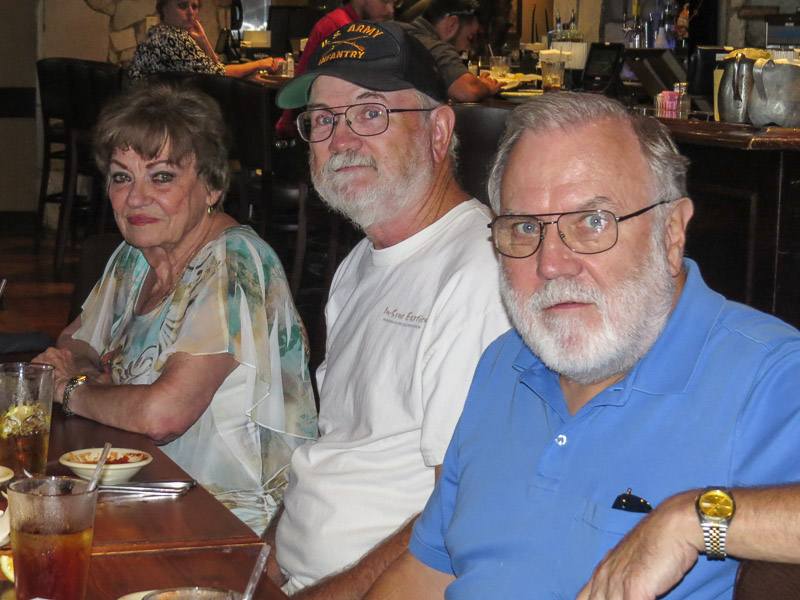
[226,57,279,78]
[33,347,108,403]
[185,19,219,62]
[253,57,278,74]
[185,19,209,44]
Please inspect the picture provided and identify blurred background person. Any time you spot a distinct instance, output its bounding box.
[399,0,501,103]
[129,0,278,81]
[34,82,317,535]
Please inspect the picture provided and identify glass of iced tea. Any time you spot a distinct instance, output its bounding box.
[8,476,98,600]
[0,363,54,477]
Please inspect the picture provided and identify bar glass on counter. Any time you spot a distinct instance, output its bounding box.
[539,56,566,93]
[489,56,510,78]
[8,476,98,600]
[0,363,54,477]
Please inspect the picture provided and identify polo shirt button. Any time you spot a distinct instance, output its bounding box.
[555,434,567,446]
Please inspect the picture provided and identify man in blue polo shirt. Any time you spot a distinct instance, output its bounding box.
[365,93,800,600]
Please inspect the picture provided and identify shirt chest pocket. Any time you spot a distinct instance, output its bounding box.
[553,498,649,598]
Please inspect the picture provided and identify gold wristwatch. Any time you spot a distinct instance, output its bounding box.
[62,375,87,417]
[695,487,735,560]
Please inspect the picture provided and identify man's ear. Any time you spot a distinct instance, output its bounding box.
[434,15,459,42]
[429,105,455,164]
[664,197,694,277]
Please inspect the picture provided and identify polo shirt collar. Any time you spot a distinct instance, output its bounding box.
[510,259,726,398]
[631,258,725,394]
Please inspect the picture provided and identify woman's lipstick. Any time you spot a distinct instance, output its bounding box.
[127,215,158,226]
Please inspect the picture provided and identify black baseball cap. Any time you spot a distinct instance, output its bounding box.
[276,21,447,109]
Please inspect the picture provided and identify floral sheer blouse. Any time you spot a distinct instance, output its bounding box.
[74,226,318,533]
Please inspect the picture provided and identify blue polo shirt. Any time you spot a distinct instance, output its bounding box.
[411,259,800,599]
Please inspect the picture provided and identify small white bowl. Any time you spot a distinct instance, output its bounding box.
[0,466,14,486]
[59,448,153,485]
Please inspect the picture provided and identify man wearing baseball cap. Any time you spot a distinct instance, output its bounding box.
[263,21,510,599]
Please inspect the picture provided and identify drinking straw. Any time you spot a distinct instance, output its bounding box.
[88,443,112,492]
[242,544,272,600]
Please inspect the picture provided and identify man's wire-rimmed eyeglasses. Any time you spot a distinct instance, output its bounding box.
[295,102,434,143]
[487,200,673,258]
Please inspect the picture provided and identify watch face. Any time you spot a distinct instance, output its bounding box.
[699,490,734,518]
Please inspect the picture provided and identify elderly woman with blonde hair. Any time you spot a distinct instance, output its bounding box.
[34,82,317,534]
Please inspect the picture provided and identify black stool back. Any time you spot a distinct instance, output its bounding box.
[51,59,122,278]
[452,104,510,207]
[35,58,71,249]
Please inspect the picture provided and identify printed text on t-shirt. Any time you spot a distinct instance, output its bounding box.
[382,306,429,329]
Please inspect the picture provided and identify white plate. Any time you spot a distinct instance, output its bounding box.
[118,591,155,600]
[500,89,544,99]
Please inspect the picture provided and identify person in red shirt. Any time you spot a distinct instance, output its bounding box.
[275,0,395,138]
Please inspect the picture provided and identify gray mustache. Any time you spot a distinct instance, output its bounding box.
[323,152,378,172]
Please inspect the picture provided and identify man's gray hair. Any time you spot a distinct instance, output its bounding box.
[487,93,688,222]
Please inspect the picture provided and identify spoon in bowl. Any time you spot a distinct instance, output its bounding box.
[88,442,112,492]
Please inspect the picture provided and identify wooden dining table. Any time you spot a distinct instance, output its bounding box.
[0,410,288,600]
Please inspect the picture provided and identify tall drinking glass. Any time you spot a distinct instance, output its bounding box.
[0,363,54,477]
[8,476,98,600]
[540,59,566,92]
[490,56,510,77]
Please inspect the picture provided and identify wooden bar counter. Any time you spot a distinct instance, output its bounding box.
[0,411,288,600]
[655,117,800,328]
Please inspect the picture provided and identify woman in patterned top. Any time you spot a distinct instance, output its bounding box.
[34,82,318,535]
[129,0,278,81]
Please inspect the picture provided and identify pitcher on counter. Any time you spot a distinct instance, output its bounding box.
[33,81,318,536]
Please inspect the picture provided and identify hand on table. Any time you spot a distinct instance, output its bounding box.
[576,492,701,600]
[252,57,279,74]
[32,347,109,402]
[479,72,503,95]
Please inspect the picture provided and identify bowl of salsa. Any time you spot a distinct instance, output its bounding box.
[59,448,153,485]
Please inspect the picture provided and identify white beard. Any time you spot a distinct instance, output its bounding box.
[311,144,433,231]
[500,235,676,385]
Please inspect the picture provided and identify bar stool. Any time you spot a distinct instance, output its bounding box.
[52,59,123,278]
[226,77,313,298]
[452,104,510,206]
[34,58,70,251]
[176,74,311,298]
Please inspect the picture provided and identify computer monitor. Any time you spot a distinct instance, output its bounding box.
[623,48,687,100]
[268,6,325,56]
[581,42,626,94]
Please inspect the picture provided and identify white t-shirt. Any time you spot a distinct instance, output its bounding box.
[276,199,511,588]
